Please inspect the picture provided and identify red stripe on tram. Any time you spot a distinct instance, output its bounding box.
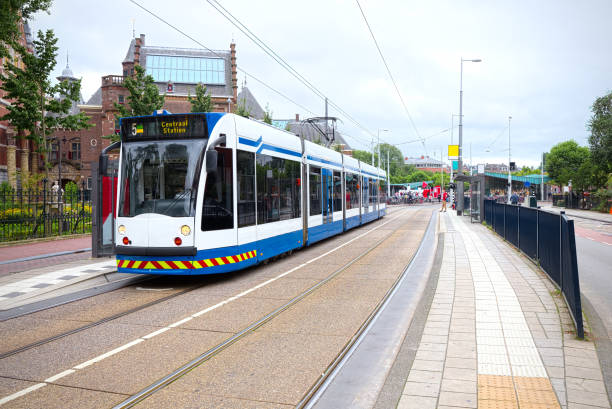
[166,261,179,270]
[151,261,164,270]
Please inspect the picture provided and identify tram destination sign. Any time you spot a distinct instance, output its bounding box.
[121,114,207,141]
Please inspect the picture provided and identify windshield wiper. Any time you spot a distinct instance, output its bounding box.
[162,189,192,216]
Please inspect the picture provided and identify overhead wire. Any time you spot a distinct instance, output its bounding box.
[128,0,318,116]
[354,0,422,144]
[203,0,385,143]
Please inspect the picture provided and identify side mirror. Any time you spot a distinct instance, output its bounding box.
[100,155,108,174]
[205,150,218,173]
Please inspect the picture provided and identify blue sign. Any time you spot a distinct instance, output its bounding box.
[525,181,531,187]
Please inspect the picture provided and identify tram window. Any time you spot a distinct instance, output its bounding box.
[333,171,342,212]
[362,177,368,211]
[345,173,359,209]
[202,147,234,231]
[256,154,301,224]
[380,179,387,202]
[309,166,322,216]
[369,179,377,205]
[237,150,256,228]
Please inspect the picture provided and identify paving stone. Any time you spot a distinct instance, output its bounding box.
[406,370,442,385]
[445,357,477,370]
[397,394,437,409]
[565,366,604,381]
[402,381,439,397]
[564,355,601,369]
[443,367,477,381]
[411,359,444,372]
[438,391,477,408]
[415,349,446,362]
[565,377,607,394]
[566,388,610,407]
[441,378,477,394]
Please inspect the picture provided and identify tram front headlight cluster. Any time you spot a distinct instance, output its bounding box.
[118,225,126,235]
[180,225,191,236]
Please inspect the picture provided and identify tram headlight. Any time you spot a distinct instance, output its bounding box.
[118,225,126,235]
[180,225,191,236]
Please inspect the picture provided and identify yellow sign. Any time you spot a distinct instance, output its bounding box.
[448,145,459,158]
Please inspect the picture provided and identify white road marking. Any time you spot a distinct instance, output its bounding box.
[0,210,411,405]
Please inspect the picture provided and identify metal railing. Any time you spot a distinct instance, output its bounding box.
[483,200,584,338]
[0,182,92,242]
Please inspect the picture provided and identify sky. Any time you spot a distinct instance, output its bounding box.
[30,0,612,169]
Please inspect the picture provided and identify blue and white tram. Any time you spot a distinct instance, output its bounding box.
[115,112,387,274]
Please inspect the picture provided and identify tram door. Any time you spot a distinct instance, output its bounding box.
[322,168,333,224]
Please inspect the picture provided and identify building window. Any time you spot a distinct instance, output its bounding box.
[118,95,124,104]
[70,140,81,161]
[49,141,59,161]
[145,55,226,85]
[123,70,128,77]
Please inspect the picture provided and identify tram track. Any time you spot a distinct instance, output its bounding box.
[111,208,427,409]
[0,277,215,360]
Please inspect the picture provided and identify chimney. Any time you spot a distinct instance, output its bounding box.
[230,42,237,102]
[134,34,145,65]
[295,114,300,121]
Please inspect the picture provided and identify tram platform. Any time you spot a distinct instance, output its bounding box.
[312,211,610,409]
[388,212,609,409]
[0,237,135,317]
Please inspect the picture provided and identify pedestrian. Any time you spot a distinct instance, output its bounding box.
[440,190,448,212]
[510,192,519,205]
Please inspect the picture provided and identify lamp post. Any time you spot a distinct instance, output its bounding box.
[227,97,232,113]
[457,57,481,215]
[507,116,512,203]
[375,129,388,167]
[450,114,461,205]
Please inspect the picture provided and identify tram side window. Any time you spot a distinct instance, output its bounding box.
[345,173,359,209]
[237,150,256,227]
[333,171,342,212]
[362,177,369,211]
[256,154,301,224]
[369,179,377,205]
[202,147,234,231]
[380,179,387,202]
[309,166,322,216]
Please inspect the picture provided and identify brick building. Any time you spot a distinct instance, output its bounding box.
[47,34,239,189]
[0,20,36,188]
[404,155,450,174]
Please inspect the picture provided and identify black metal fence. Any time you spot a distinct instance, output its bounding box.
[0,181,92,242]
[483,200,584,338]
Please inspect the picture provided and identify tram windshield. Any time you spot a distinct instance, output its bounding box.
[118,139,206,217]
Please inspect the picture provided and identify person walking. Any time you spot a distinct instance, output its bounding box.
[440,190,448,212]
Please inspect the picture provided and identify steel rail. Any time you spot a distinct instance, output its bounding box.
[0,281,204,360]
[112,209,420,409]
[297,210,436,408]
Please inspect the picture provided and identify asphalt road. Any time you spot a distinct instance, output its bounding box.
[576,236,612,339]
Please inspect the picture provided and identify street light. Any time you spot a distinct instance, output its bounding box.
[456,57,481,215]
[507,116,512,203]
[373,129,388,166]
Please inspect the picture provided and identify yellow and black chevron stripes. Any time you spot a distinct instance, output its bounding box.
[117,250,257,270]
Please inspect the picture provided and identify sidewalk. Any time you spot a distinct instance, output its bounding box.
[397,212,610,409]
[537,202,612,224]
[0,236,122,313]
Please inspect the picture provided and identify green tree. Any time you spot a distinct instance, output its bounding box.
[0,0,51,58]
[588,91,612,173]
[377,143,404,176]
[108,65,165,142]
[188,83,212,113]
[545,140,590,186]
[0,29,91,175]
[351,149,373,165]
[263,103,272,124]
[114,65,164,119]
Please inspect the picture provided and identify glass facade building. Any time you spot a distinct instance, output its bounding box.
[145,55,226,85]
